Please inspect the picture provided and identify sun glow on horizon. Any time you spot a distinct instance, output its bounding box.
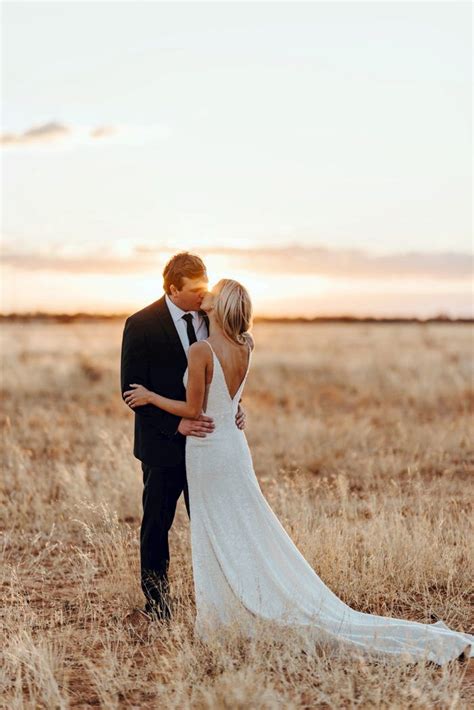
[204,254,332,304]
[2,256,472,319]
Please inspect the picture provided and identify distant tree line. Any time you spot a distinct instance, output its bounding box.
[0,312,472,324]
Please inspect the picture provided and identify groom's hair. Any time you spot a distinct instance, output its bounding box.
[163,252,207,294]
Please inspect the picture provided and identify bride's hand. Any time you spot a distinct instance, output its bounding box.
[123,384,152,408]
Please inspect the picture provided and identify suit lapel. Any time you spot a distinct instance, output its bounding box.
[154,295,188,369]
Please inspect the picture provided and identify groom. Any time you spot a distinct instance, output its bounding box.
[120,252,246,623]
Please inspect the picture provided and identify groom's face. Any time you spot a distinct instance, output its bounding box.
[170,274,209,312]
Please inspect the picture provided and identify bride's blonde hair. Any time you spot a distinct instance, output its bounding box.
[212,279,253,345]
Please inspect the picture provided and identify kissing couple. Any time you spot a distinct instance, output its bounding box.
[120,251,472,666]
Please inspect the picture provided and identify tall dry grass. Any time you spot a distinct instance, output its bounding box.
[1,321,473,708]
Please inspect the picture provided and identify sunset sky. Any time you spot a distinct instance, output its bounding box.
[1,1,472,317]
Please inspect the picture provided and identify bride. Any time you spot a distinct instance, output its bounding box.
[123,279,473,666]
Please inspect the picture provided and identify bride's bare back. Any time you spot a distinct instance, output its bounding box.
[204,334,253,401]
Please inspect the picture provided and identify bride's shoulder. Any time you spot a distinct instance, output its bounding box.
[189,340,213,361]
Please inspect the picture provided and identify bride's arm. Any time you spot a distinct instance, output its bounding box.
[123,342,208,419]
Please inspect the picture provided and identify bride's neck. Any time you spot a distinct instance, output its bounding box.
[207,313,234,343]
[207,311,221,334]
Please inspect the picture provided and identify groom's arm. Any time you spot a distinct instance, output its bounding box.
[120,317,181,438]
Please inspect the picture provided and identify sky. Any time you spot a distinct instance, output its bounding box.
[1,0,472,317]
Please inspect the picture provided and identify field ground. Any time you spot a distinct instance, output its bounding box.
[1,321,473,708]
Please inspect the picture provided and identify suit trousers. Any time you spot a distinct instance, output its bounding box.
[140,457,190,613]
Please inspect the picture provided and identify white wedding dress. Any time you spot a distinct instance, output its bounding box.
[183,340,473,665]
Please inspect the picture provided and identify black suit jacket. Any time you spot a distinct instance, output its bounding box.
[120,295,209,467]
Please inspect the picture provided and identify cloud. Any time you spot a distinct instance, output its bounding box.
[0,121,120,147]
[200,245,473,280]
[0,121,71,146]
[1,242,472,280]
[1,121,172,149]
[0,248,153,274]
[89,125,117,139]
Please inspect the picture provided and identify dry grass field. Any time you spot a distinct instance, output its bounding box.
[1,321,473,708]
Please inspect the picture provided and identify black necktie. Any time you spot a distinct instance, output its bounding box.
[199,310,210,334]
[182,313,197,346]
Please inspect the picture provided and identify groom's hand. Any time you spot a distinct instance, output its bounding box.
[235,403,246,430]
[178,414,215,438]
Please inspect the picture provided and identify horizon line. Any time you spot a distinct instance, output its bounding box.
[1,311,472,325]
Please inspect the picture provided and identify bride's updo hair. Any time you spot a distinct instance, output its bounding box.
[212,279,253,346]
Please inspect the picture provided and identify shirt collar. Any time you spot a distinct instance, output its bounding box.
[165,293,199,324]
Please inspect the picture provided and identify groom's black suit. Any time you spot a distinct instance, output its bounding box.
[120,294,209,615]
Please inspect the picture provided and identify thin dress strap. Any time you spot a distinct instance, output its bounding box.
[202,337,250,359]
[201,339,215,355]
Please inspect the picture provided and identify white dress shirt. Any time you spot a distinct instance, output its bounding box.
[165,293,208,356]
